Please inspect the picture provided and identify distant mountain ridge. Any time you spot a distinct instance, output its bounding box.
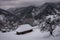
[0,2,60,32]
[7,2,60,20]
[0,2,60,22]
[34,2,60,19]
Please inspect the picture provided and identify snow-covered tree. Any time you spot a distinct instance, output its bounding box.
[39,15,60,36]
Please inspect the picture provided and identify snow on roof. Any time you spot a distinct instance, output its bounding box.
[15,24,33,32]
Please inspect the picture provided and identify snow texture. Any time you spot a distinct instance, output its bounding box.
[46,15,57,22]
[0,24,60,40]
[15,24,33,32]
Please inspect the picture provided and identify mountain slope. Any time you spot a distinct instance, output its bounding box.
[34,2,59,20]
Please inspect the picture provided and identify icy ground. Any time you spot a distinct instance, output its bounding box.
[0,24,60,40]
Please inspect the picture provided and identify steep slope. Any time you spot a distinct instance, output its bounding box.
[7,2,60,26]
[8,6,37,19]
[34,2,59,20]
[0,8,21,22]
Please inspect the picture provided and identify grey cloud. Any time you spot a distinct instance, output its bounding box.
[0,0,16,1]
[0,0,60,9]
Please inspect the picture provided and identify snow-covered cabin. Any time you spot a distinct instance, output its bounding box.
[16,24,33,35]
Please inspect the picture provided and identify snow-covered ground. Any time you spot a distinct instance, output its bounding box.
[0,24,60,40]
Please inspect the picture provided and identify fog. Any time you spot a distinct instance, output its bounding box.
[0,0,60,9]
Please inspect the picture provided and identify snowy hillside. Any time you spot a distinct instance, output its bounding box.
[0,24,60,40]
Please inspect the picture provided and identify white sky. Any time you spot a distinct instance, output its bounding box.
[0,0,60,9]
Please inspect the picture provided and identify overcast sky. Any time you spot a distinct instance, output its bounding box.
[0,0,60,9]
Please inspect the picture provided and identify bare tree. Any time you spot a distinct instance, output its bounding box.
[39,15,60,36]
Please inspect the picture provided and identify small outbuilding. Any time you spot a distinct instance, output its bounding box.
[16,24,33,35]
